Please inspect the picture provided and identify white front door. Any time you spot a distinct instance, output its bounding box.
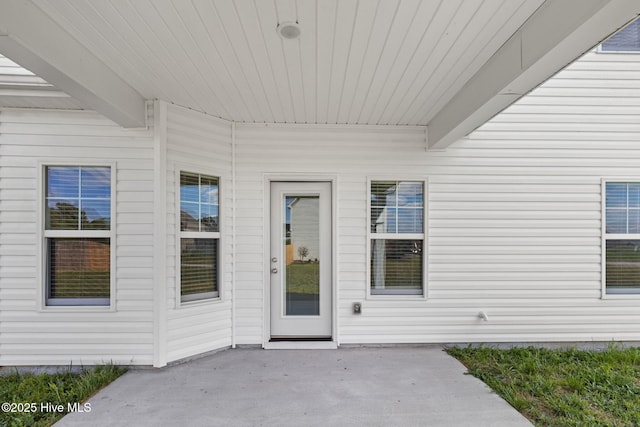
[270,182,332,338]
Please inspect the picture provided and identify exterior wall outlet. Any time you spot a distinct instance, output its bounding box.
[353,302,362,314]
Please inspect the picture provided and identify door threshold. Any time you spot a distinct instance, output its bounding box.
[264,341,338,350]
[270,336,332,342]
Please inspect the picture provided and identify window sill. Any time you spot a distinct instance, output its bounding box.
[178,296,223,309]
[40,305,115,313]
[366,293,427,302]
[602,292,640,300]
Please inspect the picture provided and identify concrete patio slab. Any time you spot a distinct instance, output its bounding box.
[55,346,533,427]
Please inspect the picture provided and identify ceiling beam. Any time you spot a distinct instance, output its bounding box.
[0,0,146,128]
[427,0,640,149]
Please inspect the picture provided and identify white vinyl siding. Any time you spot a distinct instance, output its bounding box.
[165,104,232,362]
[0,108,155,365]
[232,48,640,345]
[234,125,429,344]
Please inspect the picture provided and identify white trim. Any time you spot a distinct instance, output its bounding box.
[43,230,111,238]
[371,233,425,240]
[175,167,223,307]
[601,177,640,299]
[262,174,339,348]
[180,231,221,239]
[153,99,168,367]
[263,341,338,350]
[236,122,426,132]
[601,178,606,299]
[37,161,117,311]
[231,121,237,348]
[366,177,428,300]
[596,45,640,54]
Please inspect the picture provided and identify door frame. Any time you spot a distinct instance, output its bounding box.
[263,175,338,347]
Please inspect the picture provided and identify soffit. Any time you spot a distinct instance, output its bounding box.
[30,0,545,125]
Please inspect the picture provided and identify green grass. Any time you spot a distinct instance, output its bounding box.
[51,271,110,298]
[0,365,125,427]
[447,346,640,426]
[381,256,422,288]
[286,262,320,294]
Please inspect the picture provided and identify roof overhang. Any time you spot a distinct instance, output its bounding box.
[427,0,640,149]
[0,0,146,128]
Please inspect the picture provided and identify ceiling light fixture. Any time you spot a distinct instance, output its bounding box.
[277,21,301,40]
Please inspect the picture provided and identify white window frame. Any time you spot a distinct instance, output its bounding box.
[366,178,428,299]
[601,178,640,298]
[176,168,222,306]
[39,162,116,308]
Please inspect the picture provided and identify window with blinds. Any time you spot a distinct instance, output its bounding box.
[600,18,640,52]
[44,166,112,306]
[179,171,220,302]
[370,181,425,295]
[604,181,640,294]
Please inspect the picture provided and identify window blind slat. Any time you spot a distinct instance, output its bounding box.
[48,238,110,299]
[601,19,640,52]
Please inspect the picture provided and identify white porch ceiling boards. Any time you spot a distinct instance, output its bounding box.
[0,0,638,146]
[30,0,544,126]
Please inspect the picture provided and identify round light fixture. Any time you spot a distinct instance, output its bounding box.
[277,21,301,40]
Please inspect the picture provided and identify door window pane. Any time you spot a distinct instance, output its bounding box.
[284,196,320,315]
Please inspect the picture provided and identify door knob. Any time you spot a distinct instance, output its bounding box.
[271,268,278,274]
[271,257,277,263]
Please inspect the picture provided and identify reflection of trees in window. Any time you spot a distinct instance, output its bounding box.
[201,216,218,232]
[297,246,309,261]
[48,202,109,230]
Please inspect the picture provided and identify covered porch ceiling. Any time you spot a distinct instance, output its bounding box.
[0,0,638,148]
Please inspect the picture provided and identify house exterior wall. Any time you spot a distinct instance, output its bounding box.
[1,48,639,366]
[0,108,155,365]
[233,49,640,345]
[164,104,233,362]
